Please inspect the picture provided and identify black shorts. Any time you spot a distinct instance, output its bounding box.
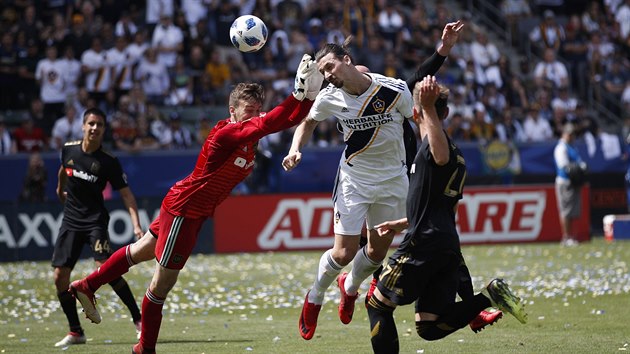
[51,227,112,268]
[377,249,460,315]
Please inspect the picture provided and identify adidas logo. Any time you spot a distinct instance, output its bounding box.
[341,107,349,112]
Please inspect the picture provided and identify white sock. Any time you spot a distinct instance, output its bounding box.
[345,247,381,296]
[308,249,343,305]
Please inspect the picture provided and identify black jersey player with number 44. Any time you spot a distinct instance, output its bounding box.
[52,107,144,348]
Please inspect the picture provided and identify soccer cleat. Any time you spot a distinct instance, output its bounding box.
[132,343,156,354]
[485,279,528,324]
[469,308,503,333]
[54,332,86,347]
[298,290,321,340]
[70,279,101,324]
[337,272,359,324]
[364,276,378,309]
[134,320,142,340]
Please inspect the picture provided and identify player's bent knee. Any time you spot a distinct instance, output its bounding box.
[416,321,447,341]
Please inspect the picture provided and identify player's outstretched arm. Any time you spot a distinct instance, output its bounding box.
[282,115,319,171]
[406,20,464,89]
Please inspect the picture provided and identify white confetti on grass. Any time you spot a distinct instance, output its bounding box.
[1,243,629,326]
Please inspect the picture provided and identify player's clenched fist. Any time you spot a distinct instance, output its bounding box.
[282,150,302,171]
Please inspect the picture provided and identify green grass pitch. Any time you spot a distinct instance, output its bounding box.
[1,237,629,353]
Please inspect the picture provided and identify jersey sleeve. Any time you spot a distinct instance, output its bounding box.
[214,95,314,148]
[405,51,446,89]
[107,157,129,190]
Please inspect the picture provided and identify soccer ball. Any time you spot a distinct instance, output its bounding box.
[229,15,268,52]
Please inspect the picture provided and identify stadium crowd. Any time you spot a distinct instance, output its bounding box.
[0,0,628,157]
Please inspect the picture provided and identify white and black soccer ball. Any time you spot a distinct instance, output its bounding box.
[229,15,268,53]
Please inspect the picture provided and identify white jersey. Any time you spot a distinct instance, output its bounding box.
[35,58,66,103]
[58,57,82,97]
[81,49,111,93]
[311,72,413,184]
[107,47,134,91]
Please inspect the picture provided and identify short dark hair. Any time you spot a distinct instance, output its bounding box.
[314,36,354,63]
[229,83,264,108]
[83,107,106,123]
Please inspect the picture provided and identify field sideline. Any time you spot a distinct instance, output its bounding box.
[1,237,629,353]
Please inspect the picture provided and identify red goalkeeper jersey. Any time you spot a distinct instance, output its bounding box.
[161,95,313,219]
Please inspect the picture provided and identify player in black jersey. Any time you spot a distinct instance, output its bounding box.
[52,107,144,347]
[366,77,527,354]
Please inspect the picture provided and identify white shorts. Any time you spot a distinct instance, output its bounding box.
[332,169,408,236]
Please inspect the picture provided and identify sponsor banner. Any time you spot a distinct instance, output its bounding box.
[0,198,214,262]
[214,184,591,253]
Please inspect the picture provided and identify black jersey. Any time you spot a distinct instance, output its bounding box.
[401,132,466,256]
[60,140,128,231]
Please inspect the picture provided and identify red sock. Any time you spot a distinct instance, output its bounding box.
[86,245,134,290]
[139,289,165,351]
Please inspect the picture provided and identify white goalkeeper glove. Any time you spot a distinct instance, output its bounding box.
[292,54,324,101]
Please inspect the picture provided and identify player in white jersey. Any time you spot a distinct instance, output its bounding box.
[283,21,465,341]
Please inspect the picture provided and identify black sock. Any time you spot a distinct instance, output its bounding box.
[437,293,492,329]
[367,297,399,354]
[58,290,82,334]
[109,277,141,322]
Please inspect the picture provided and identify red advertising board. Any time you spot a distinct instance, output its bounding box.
[214,184,591,253]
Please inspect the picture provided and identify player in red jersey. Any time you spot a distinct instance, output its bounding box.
[68,54,324,354]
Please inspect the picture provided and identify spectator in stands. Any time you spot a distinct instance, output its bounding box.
[126,29,150,68]
[166,55,194,106]
[523,104,554,142]
[470,31,500,86]
[65,13,92,57]
[560,16,590,97]
[622,82,630,118]
[448,90,474,121]
[16,5,43,44]
[533,48,570,89]
[173,10,193,55]
[51,104,83,150]
[194,72,217,105]
[204,50,231,103]
[114,11,138,39]
[108,36,134,101]
[376,2,405,52]
[0,117,16,155]
[127,84,147,118]
[163,112,192,150]
[615,0,630,42]
[13,114,49,153]
[469,104,497,143]
[36,45,67,131]
[195,116,212,146]
[581,1,604,34]
[18,152,47,202]
[16,38,40,109]
[82,36,111,104]
[445,112,471,142]
[111,97,139,152]
[496,108,526,142]
[529,9,565,55]
[551,86,579,114]
[59,46,82,102]
[152,14,184,70]
[135,47,170,105]
[132,117,160,151]
[501,0,532,45]
[305,18,327,52]
[146,103,169,147]
[208,0,242,64]
[505,76,530,110]
[145,0,174,33]
[602,59,629,103]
